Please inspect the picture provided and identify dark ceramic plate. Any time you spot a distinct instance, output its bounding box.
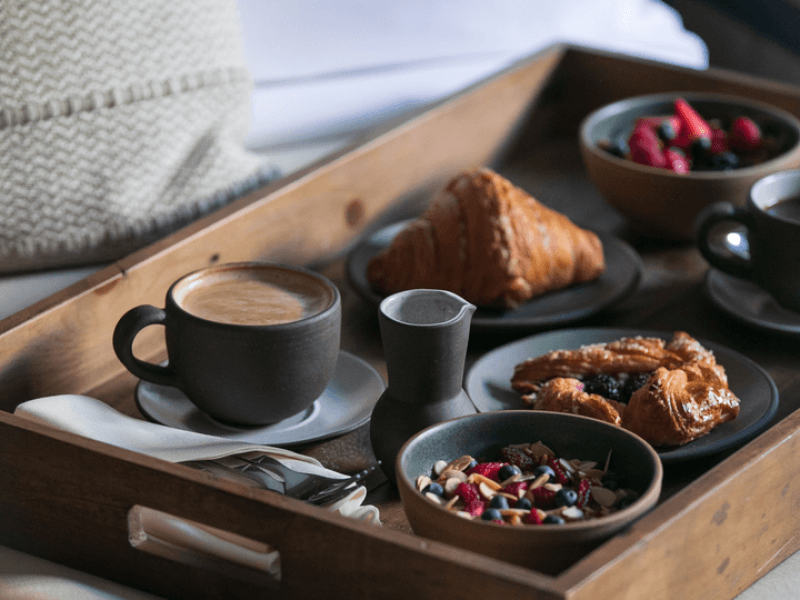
[346,221,642,334]
[464,328,779,464]
[704,268,800,336]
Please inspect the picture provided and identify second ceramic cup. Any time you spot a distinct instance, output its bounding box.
[113,262,341,425]
[696,169,800,313]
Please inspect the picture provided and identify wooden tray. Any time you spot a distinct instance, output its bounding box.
[3,44,800,599]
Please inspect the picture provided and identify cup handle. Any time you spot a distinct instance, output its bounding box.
[113,305,179,387]
[695,202,754,280]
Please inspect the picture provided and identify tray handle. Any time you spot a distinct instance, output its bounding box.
[128,505,281,589]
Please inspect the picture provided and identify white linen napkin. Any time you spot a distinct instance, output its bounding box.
[13,394,381,524]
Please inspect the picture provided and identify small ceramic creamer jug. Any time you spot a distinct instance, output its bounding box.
[369,289,477,482]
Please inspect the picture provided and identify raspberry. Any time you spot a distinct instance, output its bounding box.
[729,116,762,152]
[465,500,485,516]
[500,481,529,499]
[674,98,711,143]
[547,457,570,485]
[577,479,592,509]
[455,482,480,505]
[500,447,536,471]
[524,509,543,525]
[466,462,505,481]
[529,486,556,509]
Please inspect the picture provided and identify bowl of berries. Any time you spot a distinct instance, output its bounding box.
[579,92,800,240]
[396,410,662,575]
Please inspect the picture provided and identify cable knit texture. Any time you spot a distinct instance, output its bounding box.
[0,0,276,271]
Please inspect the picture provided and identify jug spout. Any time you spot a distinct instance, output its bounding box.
[370,289,478,483]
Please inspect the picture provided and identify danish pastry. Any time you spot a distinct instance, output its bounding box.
[511,332,740,446]
[366,168,605,309]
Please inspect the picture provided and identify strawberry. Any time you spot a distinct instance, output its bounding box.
[500,447,536,471]
[547,457,570,485]
[466,462,505,481]
[664,147,690,174]
[629,127,666,168]
[729,116,762,152]
[529,486,557,509]
[501,481,529,499]
[577,479,592,509]
[674,98,711,143]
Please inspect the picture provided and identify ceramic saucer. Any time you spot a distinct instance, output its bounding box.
[135,351,386,447]
[705,268,800,336]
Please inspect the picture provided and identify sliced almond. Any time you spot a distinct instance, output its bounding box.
[416,475,432,491]
[448,455,474,471]
[454,510,473,519]
[591,486,618,508]
[584,468,605,480]
[444,495,460,510]
[543,482,563,492]
[443,469,468,482]
[496,491,518,501]
[425,492,444,504]
[479,481,497,500]
[579,460,598,471]
[497,474,520,488]
[433,460,449,476]
[444,477,462,496]
[561,506,584,521]
[528,441,555,459]
[469,474,501,490]
[529,473,550,490]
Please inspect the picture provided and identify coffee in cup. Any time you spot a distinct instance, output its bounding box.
[696,169,800,312]
[113,262,341,425]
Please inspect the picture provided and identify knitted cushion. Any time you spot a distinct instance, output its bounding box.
[0,0,276,271]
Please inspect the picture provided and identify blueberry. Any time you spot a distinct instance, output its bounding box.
[533,465,556,480]
[603,479,619,492]
[555,488,578,508]
[657,120,677,142]
[621,372,651,403]
[584,374,621,402]
[489,495,509,510]
[498,464,521,481]
[481,508,503,521]
[543,515,565,525]
[603,470,626,489]
[711,151,739,171]
[515,497,532,510]
[422,482,444,497]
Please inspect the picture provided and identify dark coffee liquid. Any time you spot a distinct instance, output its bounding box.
[767,196,800,224]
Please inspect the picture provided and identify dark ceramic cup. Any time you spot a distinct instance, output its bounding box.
[696,169,800,312]
[113,262,341,425]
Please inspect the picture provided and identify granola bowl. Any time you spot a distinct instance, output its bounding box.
[396,410,662,575]
[579,92,800,241]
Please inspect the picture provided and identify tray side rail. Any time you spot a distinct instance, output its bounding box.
[0,411,566,599]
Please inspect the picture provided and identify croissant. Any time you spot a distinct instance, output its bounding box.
[511,332,740,447]
[366,168,605,309]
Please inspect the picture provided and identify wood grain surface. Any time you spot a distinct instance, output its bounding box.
[2,45,800,599]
